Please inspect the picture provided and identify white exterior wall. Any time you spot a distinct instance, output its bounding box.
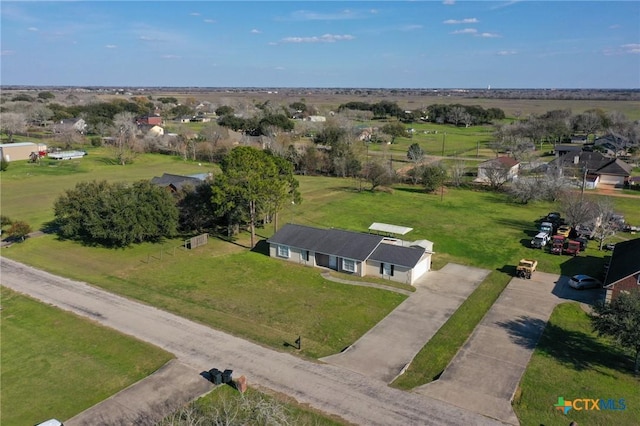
[598,174,624,186]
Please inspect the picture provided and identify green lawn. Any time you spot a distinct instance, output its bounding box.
[0,287,173,426]
[2,158,640,424]
[513,303,640,426]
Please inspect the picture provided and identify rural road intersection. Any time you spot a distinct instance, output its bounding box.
[2,257,594,425]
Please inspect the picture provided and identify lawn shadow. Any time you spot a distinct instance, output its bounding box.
[394,186,428,195]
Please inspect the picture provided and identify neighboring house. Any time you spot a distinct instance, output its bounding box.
[0,142,47,162]
[551,151,632,188]
[603,237,640,303]
[594,134,628,157]
[267,223,434,285]
[57,118,87,134]
[476,156,520,183]
[175,116,193,123]
[150,173,207,193]
[554,144,582,157]
[136,115,163,126]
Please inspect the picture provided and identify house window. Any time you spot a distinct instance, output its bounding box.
[277,245,290,258]
[380,263,394,276]
[302,250,309,261]
[342,259,356,273]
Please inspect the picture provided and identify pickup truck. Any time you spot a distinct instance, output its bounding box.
[516,259,538,279]
[563,240,581,256]
[539,221,554,235]
[531,232,550,248]
[550,235,566,255]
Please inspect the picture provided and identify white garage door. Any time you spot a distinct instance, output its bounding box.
[411,256,430,284]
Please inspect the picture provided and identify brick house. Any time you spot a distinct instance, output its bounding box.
[603,237,640,302]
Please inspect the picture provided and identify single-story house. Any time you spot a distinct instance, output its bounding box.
[0,142,47,162]
[594,134,629,157]
[56,118,87,134]
[476,156,520,183]
[267,223,433,285]
[603,237,640,303]
[550,151,632,188]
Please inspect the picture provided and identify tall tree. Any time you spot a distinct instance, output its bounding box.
[421,163,447,192]
[112,112,138,165]
[0,112,27,143]
[212,147,299,248]
[363,161,394,191]
[590,292,640,373]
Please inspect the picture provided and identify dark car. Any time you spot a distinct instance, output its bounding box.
[568,274,602,290]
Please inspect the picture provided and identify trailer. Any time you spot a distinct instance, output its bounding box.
[48,150,87,160]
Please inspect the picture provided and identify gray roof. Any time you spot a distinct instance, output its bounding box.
[369,243,425,268]
[268,224,384,261]
[604,237,640,288]
[150,173,203,191]
[269,223,427,266]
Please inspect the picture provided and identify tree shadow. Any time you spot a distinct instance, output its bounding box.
[496,315,631,373]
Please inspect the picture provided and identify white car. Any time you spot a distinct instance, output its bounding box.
[530,232,550,248]
[568,275,602,290]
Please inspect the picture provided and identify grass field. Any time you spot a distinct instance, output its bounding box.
[0,287,173,426]
[512,303,640,426]
[2,153,640,424]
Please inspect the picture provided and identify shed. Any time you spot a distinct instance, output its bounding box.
[0,142,47,162]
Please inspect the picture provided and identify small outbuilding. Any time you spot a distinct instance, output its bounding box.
[0,142,47,162]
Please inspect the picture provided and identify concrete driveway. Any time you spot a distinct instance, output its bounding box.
[416,271,605,425]
[321,264,491,383]
[1,258,504,426]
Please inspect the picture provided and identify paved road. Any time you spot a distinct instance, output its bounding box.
[417,271,604,425]
[321,264,490,383]
[1,258,506,426]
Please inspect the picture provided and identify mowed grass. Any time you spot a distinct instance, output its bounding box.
[0,147,213,229]
[0,287,173,425]
[512,303,640,426]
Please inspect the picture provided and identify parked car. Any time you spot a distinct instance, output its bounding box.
[539,221,554,235]
[550,235,566,254]
[546,212,561,224]
[568,274,602,290]
[531,232,550,248]
[563,240,581,256]
[557,225,571,237]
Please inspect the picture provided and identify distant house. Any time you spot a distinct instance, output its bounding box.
[594,134,629,157]
[554,144,582,157]
[56,118,87,134]
[550,151,632,188]
[150,173,208,193]
[136,115,163,126]
[267,223,433,285]
[175,116,193,123]
[305,115,327,122]
[603,238,640,302]
[476,156,520,183]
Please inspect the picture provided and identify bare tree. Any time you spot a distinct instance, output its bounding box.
[482,163,510,189]
[562,192,597,228]
[112,112,138,165]
[447,106,466,126]
[450,159,466,187]
[363,161,395,191]
[592,197,618,250]
[0,112,27,142]
[508,176,541,204]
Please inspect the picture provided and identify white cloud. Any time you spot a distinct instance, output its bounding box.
[452,28,477,35]
[105,44,117,49]
[161,54,181,59]
[477,32,501,38]
[443,0,455,5]
[251,29,261,34]
[27,27,38,32]
[609,24,621,29]
[621,43,640,54]
[190,12,201,16]
[203,19,215,24]
[443,18,478,24]
[281,34,355,43]
[275,66,285,70]
[1,50,16,56]
[496,50,517,56]
[286,9,365,21]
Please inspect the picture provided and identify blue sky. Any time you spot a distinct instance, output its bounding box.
[1,1,639,88]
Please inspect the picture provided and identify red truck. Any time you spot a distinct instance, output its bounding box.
[563,240,581,256]
[550,235,565,255]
